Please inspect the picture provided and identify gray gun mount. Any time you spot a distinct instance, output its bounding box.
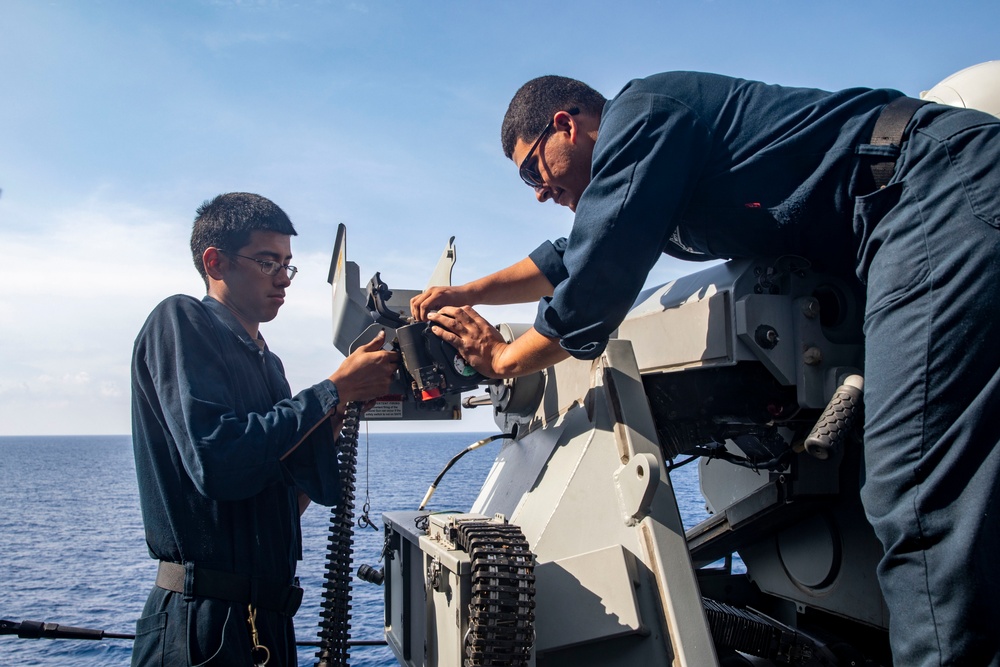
[331,230,887,666]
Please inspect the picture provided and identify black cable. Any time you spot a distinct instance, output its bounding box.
[417,430,514,511]
[0,619,386,647]
[689,444,794,472]
[665,454,702,472]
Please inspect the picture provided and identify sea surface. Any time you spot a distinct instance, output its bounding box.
[0,432,715,667]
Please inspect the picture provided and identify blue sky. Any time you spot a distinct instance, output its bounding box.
[1,0,997,435]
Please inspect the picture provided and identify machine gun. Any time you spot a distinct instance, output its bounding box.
[328,225,488,421]
[328,225,889,667]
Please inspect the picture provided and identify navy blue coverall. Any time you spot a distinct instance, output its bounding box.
[528,72,1000,666]
[131,295,343,666]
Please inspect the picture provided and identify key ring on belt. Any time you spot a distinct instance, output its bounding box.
[247,604,270,666]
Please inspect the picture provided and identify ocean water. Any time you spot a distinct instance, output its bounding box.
[0,432,712,667]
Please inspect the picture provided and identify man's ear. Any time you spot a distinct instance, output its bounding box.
[553,109,581,143]
[203,247,226,281]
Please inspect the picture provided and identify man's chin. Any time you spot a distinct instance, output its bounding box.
[260,307,282,323]
[562,191,580,211]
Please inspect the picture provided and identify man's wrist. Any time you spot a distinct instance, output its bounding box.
[489,342,515,377]
[459,282,482,305]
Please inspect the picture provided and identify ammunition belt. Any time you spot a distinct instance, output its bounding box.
[455,520,536,667]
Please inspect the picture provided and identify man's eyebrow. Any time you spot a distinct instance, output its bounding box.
[254,251,292,261]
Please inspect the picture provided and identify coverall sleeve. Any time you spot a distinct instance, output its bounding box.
[532,90,713,359]
[529,237,570,288]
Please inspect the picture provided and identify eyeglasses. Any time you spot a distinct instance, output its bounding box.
[518,107,579,188]
[221,250,298,281]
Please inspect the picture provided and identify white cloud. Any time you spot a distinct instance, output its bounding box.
[1,195,197,435]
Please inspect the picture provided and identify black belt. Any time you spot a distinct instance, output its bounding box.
[869,96,930,190]
[155,561,303,617]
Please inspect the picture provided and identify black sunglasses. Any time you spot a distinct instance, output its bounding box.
[518,107,579,188]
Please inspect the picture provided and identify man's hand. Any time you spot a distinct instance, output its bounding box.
[329,330,399,403]
[430,306,570,379]
[410,257,555,322]
[428,306,508,378]
[410,285,475,322]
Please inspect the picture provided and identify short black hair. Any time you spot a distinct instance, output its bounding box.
[501,75,607,159]
[190,192,297,285]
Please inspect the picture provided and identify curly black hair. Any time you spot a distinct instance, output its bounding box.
[500,75,606,159]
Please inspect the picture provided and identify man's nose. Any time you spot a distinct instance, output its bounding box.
[534,185,551,203]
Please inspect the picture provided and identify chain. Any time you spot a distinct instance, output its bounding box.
[357,420,377,531]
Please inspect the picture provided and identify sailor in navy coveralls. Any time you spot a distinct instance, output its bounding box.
[411,73,1000,666]
[131,193,397,666]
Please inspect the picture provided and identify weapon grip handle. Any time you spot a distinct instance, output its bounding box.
[804,374,864,460]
